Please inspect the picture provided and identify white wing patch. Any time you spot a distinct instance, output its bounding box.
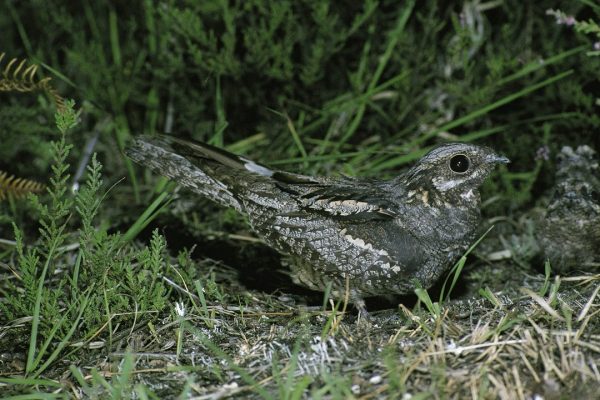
[343,232,390,257]
[317,199,374,215]
[242,157,273,176]
[307,198,394,217]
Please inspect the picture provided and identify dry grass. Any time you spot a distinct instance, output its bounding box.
[3,269,597,398]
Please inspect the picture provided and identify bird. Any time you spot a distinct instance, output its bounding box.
[126,135,509,314]
[537,145,600,272]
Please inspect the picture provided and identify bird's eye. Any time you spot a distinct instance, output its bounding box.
[449,154,470,173]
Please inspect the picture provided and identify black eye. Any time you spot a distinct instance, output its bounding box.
[450,154,470,173]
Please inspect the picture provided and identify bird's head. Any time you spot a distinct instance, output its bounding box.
[404,142,509,200]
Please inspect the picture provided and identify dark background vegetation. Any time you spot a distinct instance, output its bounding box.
[2,1,598,186]
[1,0,599,397]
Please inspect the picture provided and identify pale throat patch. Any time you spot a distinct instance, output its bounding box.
[432,168,484,193]
[461,188,476,200]
[432,176,465,192]
[432,175,479,201]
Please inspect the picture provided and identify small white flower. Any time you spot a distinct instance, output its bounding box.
[564,15,576,26]
[447,340,463,355]
[175,301,186,317]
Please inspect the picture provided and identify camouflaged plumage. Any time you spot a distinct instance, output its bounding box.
[126,135,508,309]
[538,145,600,272]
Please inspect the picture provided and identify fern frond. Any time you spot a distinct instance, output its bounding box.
[41,83,66,111]
[0,52,66,111]
[0,170,45,200]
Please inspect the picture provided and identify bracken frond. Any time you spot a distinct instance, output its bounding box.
[0,52,66,111]
[0,170,46,201]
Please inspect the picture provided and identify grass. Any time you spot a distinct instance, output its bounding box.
[1,117,598,397]
[4,270,598,398]
[2,1,600,398]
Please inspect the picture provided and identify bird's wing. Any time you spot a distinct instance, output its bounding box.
[342,218,427,274]
[272,172,398,220]
[128,135,399,220]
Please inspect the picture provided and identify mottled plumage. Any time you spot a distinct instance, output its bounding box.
[538,145,600,271]
[126,135,508,309]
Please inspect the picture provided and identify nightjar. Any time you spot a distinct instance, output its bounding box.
[538,145,600,272]
[126,135,508,311]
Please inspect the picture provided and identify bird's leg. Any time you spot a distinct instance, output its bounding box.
[351,293,374,326]
[342,276,372,324]
[355,298,370,321]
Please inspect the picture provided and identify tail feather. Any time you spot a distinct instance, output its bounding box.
[167,136,274,177]
[126,135,246,211]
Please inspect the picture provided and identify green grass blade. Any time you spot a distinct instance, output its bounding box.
[122,191,172,242]
[439,225,495,303]
[335,0,415,149]
[416,70,574,146]
[494,46,584,86]
[32,292,91,378]
[26,254,52,374]
[286,114,309,167]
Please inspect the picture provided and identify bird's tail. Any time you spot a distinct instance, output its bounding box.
[126,135,275,212]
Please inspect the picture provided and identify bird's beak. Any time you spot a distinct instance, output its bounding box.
[487,154,510,164]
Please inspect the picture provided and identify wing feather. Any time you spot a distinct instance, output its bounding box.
[274,174,398,220]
